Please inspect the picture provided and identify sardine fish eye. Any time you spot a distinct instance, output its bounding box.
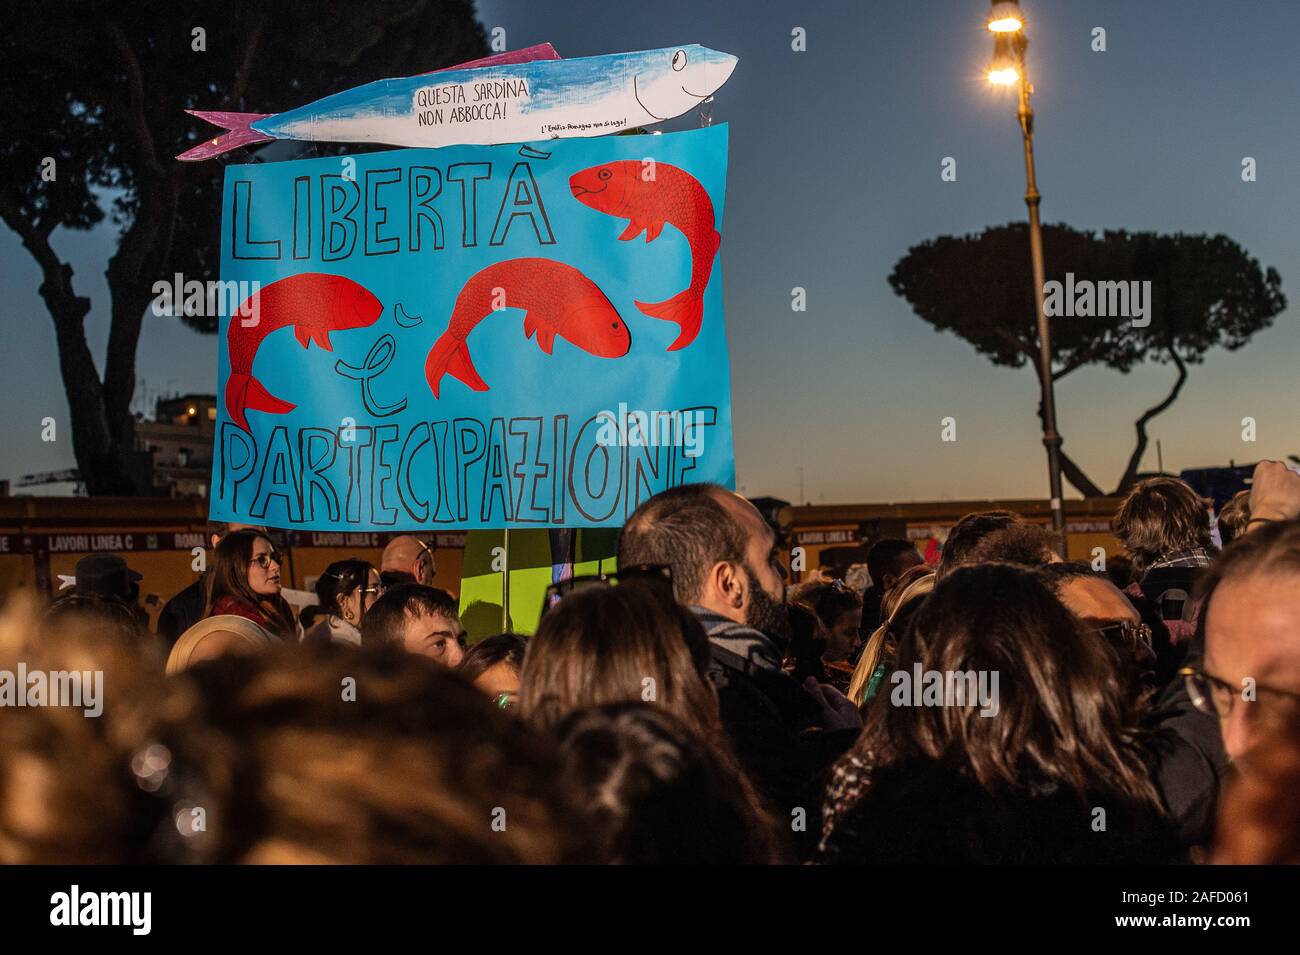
[598,168,612,180]
[671,50,687,71]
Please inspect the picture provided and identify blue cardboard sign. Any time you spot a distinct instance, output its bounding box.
[209,124,735,530]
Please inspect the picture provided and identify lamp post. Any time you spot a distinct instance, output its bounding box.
[986,0,1068,557]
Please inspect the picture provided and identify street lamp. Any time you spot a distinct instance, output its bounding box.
[985,0,1068,557]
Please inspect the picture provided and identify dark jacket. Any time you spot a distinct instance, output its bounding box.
[818,759,1184,865]
[157,577,207,648]
[691,606,857,858]
[1140,630,1228,848]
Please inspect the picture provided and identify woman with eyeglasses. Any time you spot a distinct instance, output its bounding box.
[302,560,382,648]
[166,530,298,673]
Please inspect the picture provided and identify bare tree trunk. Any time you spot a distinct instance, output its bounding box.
[0,194,139,493]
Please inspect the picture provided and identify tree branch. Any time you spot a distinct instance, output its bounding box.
[108,21,164,177]
[1058,447,1107,499]
[1112,348,1189,494]
[223,9,266,110]
[1051,352,1091,382]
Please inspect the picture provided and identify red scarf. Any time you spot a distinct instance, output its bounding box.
[212,595,293,639]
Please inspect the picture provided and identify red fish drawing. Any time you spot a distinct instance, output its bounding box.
[225,273,383,431]
[425,258,631,398]
[569,160,720,350]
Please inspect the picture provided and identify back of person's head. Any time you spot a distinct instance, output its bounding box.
[520,581,718,741]
[313,559,374,618]
[1201,518,1300,595]
[965,522,1058,568]
[784,599,828,683]
[459,633,528,684]
[788,578,862,629]
[44,591,151,648]
[379,569,416,590]
[37,643,581,863]
[1104,553,1136,589]
[866,538,923,589]
[617,482,746,604]
[880,563,935,621]
[0,592,168,862]
[853,563,1158,809]
[1114,476,1211,570]
[381,535,436,585]
[554,702,781,864]
[171,645,582,862]
[849,569,935,707]
[937,511,1022,579]
[1034,560,1099,595]
[360,583,458,647]
[1216,489,1253,546]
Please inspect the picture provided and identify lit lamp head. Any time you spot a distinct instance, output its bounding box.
[987,1,1024,34]
[988,34,1020,85]
[986,1,1025,85]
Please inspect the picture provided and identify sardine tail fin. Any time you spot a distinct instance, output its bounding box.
[225,372,293,430]
[425,333,488,398]
[635,290,705,351]
[244,375,296,416]
[178,110,276,162]
[224,374,252,432]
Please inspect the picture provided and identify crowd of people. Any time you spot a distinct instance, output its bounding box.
[1,461,1298,864]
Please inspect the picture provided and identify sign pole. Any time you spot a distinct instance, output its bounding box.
[501,527,511,632]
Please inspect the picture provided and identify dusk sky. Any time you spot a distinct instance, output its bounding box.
[4,0,1297,505]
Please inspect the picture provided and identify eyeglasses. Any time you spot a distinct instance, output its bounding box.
[249,551,283,569]
[542,564,673,612]
[1096,620,1153,650]
[1180,666,1300,727]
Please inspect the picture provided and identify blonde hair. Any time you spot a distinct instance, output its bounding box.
[847,568,935,707]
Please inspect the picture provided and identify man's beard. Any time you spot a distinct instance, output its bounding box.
[743,566,791,646]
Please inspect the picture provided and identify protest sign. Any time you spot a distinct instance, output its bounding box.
[208,124,735,531]
[179,46,736,161]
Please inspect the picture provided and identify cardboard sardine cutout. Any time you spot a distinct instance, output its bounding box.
[179,45,737,161]
[180,44,561,161]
